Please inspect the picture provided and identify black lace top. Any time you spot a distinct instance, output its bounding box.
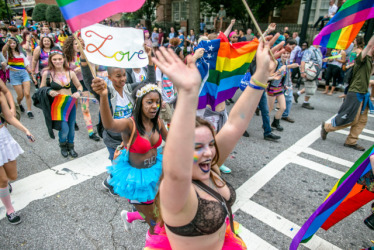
[165,181,236,236]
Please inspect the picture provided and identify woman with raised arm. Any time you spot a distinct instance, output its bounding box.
[0,84,35,225]
[145,34,284,249]
[91,78,168,235]
[32,36,54,87]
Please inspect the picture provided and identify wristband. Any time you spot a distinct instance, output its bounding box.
[80,59,87,62]
[252,78,268,89]
[78,90,82,96]
[247,81,265,90]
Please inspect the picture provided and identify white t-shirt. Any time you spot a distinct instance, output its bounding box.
[328,4,338,17]
[114,90,133,119]
[7,53,29,71]
[133,68,146,83]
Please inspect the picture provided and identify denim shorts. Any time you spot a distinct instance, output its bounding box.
[9,70,30,85]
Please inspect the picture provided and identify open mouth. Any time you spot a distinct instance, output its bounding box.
[199,160,211,173]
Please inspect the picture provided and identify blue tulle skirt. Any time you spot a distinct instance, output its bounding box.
[107,147,163,203]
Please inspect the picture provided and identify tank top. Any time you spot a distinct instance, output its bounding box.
[8,57,26,70]
[39,48,49,71]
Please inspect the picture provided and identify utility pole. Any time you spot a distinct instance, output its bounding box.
[300,0,312,43]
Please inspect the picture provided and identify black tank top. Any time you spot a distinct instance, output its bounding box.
[49,71,73,91]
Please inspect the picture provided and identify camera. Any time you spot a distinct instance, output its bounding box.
[364,202,374,230]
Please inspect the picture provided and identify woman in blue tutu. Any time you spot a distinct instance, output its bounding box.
[92,80,168,235]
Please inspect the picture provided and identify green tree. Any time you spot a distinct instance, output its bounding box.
[189,0,200,35]
[46,5,63,23]
[0,0,12,21]
[32,3,48,22]
[201,0,293,29]
[136,0,160,30]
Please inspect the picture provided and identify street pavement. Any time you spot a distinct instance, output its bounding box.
[1,84,374,249]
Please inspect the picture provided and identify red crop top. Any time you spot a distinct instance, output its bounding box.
[126,129,162,154]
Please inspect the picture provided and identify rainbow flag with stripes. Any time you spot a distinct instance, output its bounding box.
[51,95,76,121]
[313,0,374,50]
[8,57,26,70]
[195,33,258,110]
[56,0,146,33]
[291,145,374,249]
[23,8,29,27]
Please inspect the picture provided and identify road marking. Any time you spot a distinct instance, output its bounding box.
[240,227,278,250]
[240,200,342,250]
[368,114,374,119]
[362,128,374,135]
[303,147,353,167]
[292,156,345,179]
[334,130,374,142]
[0,149,110,220]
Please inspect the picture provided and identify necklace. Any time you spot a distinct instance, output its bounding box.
[145,130,153,138]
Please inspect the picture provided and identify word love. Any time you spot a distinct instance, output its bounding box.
[85,30,146,62]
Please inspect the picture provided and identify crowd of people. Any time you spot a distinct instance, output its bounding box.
[0,7,373,249]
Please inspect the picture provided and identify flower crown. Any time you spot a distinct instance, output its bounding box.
[136,84,162,98]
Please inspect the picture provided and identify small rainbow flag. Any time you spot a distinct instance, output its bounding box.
[56,0,146,33]
[313,0,374,50]
[51,95,76,121]
[195,33,258,110]
[22,8,29,28]
[291,145,374,249]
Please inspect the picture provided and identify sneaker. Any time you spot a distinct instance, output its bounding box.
[293,92,299,103]
[74,123,79,131]
[219,165,232,174]
[301,103,314,110]
[19,104,25,113]
[102,178,118,197]
[8,183,12,194]
[120,210,132,232]
[27,111,34,119]
[228,98,235,104]
[255,108,260,116]
[225,100,230,106]
[320,122,328,140]
[89,133,100,141]
[281,117,295,123]
[6,212,22,225]
[264,132,281,141]
[344,143,365,151]
[242,131,250,137]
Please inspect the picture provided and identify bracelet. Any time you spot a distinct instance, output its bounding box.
[252,78,268,89]
[78,90,82,96]
[247,81,265,90]
[80,59,87,62]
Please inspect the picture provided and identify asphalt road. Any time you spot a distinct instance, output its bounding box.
[1,84,374,250]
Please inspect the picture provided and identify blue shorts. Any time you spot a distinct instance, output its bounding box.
[9,70,30,85]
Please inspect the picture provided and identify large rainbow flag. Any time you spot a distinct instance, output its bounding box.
[195,33,258,110]
[56,0,146,32]
[22,8,29,28]
[51,95,76,121]
[313,0,374,50]
[291,145,374,249]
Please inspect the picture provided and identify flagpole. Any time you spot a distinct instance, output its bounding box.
[72,33,97,78]
[240,0,276,62]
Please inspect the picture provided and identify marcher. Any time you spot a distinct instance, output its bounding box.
[32,36,54,87]
[145,33,284,250]
[0,86,35,225]
[321,36,374,151]
[39,47,83,158]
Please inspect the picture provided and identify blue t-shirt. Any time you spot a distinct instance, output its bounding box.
[178,34,185,47]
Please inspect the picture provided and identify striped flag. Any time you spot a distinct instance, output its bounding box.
[23,8,29,27]
[56,0,146,33]
[51,95,76,121]
[195,33,258,110]
[313,0,374,49]
[291,145,374,249]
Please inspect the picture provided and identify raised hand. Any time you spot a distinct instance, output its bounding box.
[91,77,108,96]
[152,47,201,93]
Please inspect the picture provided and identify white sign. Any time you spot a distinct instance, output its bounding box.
[81,24,148,69]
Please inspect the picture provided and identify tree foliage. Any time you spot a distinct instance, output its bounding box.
[32,3,48,22]
[122,0,159,30]
[46,5,63,23]
[201,0,293,27]
[0,0,12,21]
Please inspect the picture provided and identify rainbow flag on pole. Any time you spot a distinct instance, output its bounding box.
[56,0,146,33]
[290,145,374,249]
[313,0,374,50]
[22,8,29,27]
[51,95,76,121]
[195,33,258,110]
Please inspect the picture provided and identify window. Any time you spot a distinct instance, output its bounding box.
[172,1,188,22]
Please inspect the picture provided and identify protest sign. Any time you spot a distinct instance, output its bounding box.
[81,24,148,69]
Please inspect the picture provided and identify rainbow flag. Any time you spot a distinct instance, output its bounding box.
[313,0,374,50]
[8,57,26,70]
[23,8,29,27]
[51,95,76,121]
[291,145,374,249]
[56,0,146,33]
[195,33,258,110]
